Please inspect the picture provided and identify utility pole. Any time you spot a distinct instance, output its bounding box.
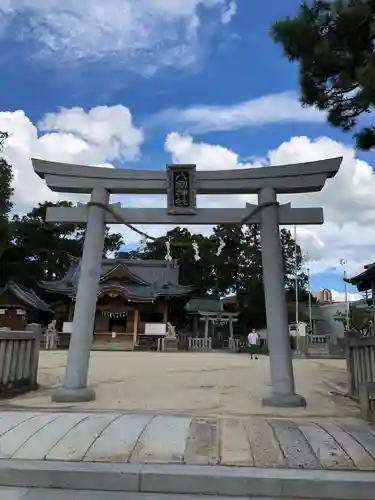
[294,225,300,351]
[307,266,313,334]
[340,259,350,330]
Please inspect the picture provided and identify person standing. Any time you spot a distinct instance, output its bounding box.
[247,328,259,360]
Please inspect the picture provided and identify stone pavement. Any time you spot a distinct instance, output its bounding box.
[0,411,375,498]
[0,411,375,469]
[0,488,341,499]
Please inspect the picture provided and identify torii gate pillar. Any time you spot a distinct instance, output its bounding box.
[259,187,305,407]
[52,187,109,403]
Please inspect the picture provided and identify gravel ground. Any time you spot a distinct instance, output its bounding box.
[4,351,358,418]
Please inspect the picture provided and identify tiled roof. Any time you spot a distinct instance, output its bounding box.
[185,298,223,313]
[345,262,375,291]
[39,258,192,300]
[0,282,53,312]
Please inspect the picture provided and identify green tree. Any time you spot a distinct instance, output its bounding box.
[280,228,308,297]
[210,224,244,296]
[0,132,14,264]
[236,225,266,328]
[1,201,125,286]
[236,226,308,328]
[135,224,308,329]
[271,0,375,150]
[139,227,216,294]
[0,132,13,217]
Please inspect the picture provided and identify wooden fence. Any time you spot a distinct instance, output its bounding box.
[0,324,41,398]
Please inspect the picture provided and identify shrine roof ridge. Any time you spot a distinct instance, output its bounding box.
[31,157,342,195]
[345,262,375,292]
[38,257,192,300]
[0,281,53,313]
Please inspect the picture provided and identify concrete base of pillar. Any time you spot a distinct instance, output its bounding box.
[51,386,96,403]
[262,392,307,408]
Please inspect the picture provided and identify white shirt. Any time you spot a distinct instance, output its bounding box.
[247,332,259,345]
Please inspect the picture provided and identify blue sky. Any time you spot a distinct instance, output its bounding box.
[1,0,373,299]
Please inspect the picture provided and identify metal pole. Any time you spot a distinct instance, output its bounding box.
[307,267,312,334]
[340,259,349,330]
[294,225,300,352]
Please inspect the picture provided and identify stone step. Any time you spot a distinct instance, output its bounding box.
[0,461,373,499]
[0,487,345,500]
[91,344,133,351]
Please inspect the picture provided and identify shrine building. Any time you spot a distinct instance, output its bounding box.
[39,256,191,350]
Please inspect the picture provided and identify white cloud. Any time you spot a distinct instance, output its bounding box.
[0,105,143,212]
[38,106,143,162]
[163,132,375,281]
[0,0,236,75]
[330,290,362,302]
[152,92,324,133]
[2,106,375,285]
[221,0,237,24]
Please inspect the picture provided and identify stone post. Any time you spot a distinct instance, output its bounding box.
[229,317,233,340]
[371,280,375,330]
[258,187,306,407]
[52,187,109,403]
[194,315,199,336]
[204,317,209,339]
[26,323,41,389]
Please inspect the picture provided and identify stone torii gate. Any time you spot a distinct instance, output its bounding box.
[32,157,342,407]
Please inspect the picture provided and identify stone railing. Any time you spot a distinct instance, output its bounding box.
[41,328,60,350]
[228,338,240,351]
[307,334,329,345]
[188,337,212,351]
[346,336,375,422]
[0,324,41,397]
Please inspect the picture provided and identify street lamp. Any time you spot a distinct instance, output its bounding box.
[340,259,350,330]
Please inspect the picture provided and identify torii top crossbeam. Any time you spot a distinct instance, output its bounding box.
[32,157,342,195]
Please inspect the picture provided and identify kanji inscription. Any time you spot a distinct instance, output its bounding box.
[173,170,190,207]
[167,164,197,215]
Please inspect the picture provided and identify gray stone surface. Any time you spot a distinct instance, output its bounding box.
[51,387,96,403]
[83,414,151,463]
[0,487,30,500]
[0,490,333,499]
[131,415,192,463]
[0,413,59,459]
[0,411,374,472]
[0,461,374,499]
[259,186,306,408]
[46,414,118,461]
[32,156,342,195]
[52,186,109,403]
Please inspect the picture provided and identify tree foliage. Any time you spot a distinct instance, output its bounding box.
[134,224,308,329]
[271,0,375,150]
[0,132,13,217]
[0,132,14,263]
[1,201,125,286]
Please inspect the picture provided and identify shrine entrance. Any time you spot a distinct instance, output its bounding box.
[32,156,342,407]
[184,297,238,348]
